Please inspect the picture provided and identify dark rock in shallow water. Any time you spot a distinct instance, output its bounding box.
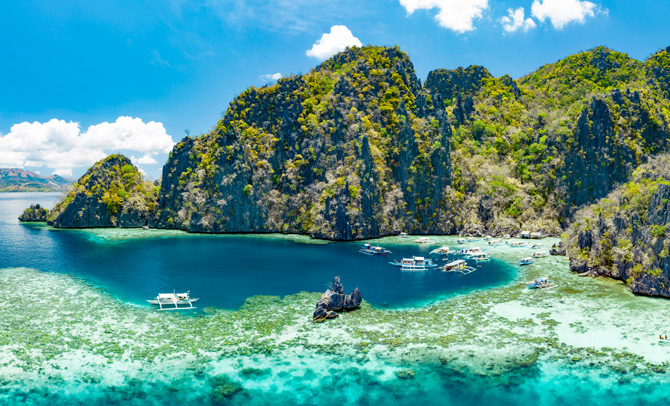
[344,287,362,310]
[312,300,329,322]
[550,248,566,256]
[313,276,362,321]
[331,276,345,294]
[18,204,49,222]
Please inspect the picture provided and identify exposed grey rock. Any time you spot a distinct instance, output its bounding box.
[313,277,363,321]
[344,287,362,310]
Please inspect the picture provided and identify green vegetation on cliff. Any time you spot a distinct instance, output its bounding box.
[564,155,670,297]
[49,154,157,228]
[156,46,452,239]
[425,45,670,236]
[18,204,49,222]
[53,44,670,244]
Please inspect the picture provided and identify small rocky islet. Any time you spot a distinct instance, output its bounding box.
[18,204,49,222]
[312,276,362,321]
[17,44,670,297]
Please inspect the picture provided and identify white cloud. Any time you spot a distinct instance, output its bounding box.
[500,7,536,33]
[0,117,174,177]
[398,0,488,33]
[531,0,601,29]
[259,72,283,83]
[132,154,159,165]
[306,25,362,60]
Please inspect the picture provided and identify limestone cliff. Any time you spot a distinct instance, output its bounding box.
[564,155,670,297]
[155,46,453,239]
[18,204,49,222]
[48,155,158,228]
[51,45,670,242]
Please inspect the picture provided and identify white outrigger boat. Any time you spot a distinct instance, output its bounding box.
[488,239,502,246]
[455,246,482,255]
[526,277,556,290]
[359,243,392,255]
[399,232,410,238]
[456,238,466,244]
[429,246,451,256]
[532,250,549,258]
[443,259,476,275]
[389,256,438,271]
[468,252,491,262]
[415,237,435,244]
[147,290,198,311]
[508,241,527,248]
[519,257,535,266]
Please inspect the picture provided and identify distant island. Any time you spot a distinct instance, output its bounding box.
[0,168,73,192]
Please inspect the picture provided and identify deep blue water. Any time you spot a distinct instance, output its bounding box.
[0,192,516,309]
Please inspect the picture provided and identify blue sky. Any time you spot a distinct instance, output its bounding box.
[1,0,669,179]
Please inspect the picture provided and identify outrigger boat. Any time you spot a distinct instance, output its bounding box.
[455,247,482,255]
[456,238,466,244]
[148,290,198,311]
[359,243,392,255]
[389,256,438,271]
[526,277,555,289]
[519,257,535,265]
[443,259,476,275]
[415,237,435,244]
[488,239,502,246]
[399,232,410,238]
[429,246,451,256]
[532,250,549,258]
[508,241,527,248]
[468,252,491,262]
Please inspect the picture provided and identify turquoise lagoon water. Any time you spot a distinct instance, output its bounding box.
[0,193,516,309]
[1,193,670,405]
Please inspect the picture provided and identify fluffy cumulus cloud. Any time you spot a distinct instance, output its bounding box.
[531,0,601,29]
[398,0,488,33]
[259,72,283,83]
[306,25,362,60]
[500,7,536,33]
[0,117,174,177]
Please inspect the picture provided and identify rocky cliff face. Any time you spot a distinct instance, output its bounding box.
[18,204,49,222]
[560,89,669,211]
[155,46,453,239]
[48,155,157,228]
[564,155,670,297]
[52,45,670,243]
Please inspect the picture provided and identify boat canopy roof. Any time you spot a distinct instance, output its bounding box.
[446,260,466,266]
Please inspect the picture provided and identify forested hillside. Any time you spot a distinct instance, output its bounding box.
[47,45,670,242]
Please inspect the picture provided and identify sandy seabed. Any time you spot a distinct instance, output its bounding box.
[1,237,669,405]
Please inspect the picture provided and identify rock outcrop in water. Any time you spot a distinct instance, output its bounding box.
[18,204,49,222]
[313,276,362,321]
[48,155,158,228]
[564,155,670,297]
